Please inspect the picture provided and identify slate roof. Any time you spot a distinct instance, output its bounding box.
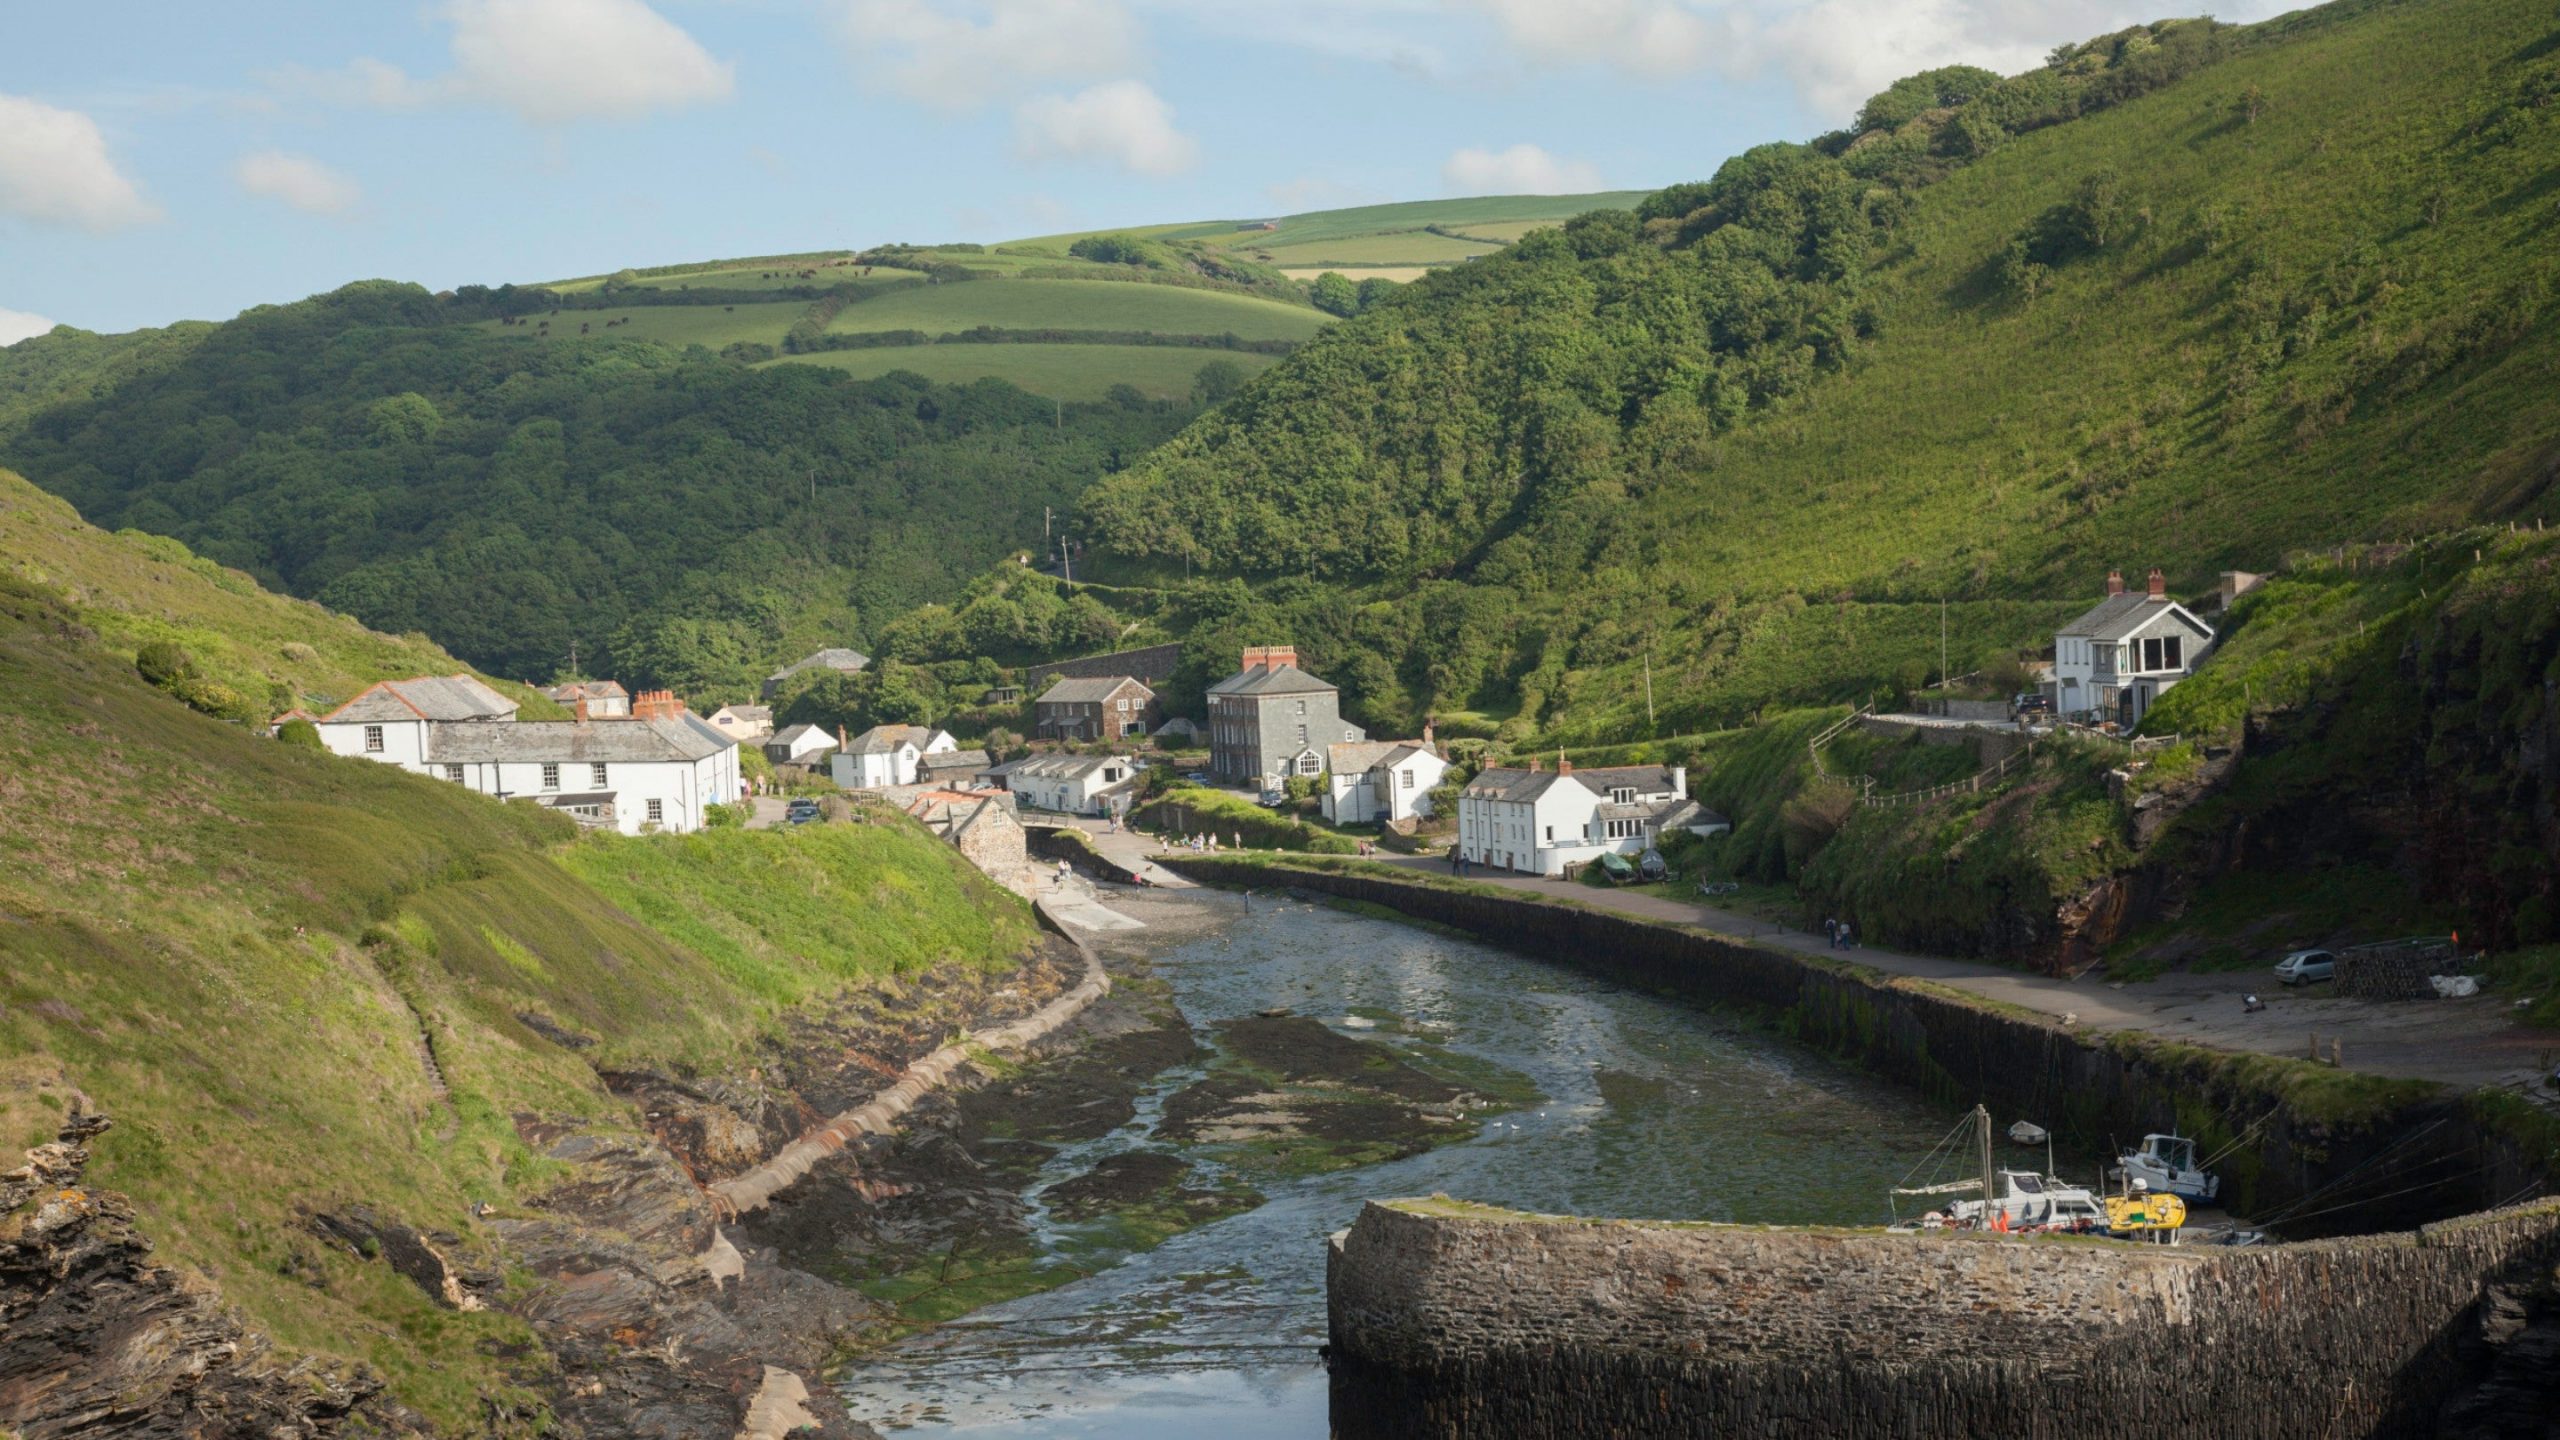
[847,723,944,755]
[1207,663,1337,698]
[322,674,517,725]
[1328,740,1436,775]
[1462,764,1679,804]
[1006,754,1137,782]
[543,680,630,701]
[770,724,838,750]
[917,748,995,773]
[1656,799,1730,832]
[1038,675,1152,705]
[424,718,730,764]
[710,704,772,725]
[2059,592,2211,643]
[767,647,870,683]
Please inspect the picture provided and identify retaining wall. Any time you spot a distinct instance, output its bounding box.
[1169,860,2554,1231]
[1327,1198,2560,1439]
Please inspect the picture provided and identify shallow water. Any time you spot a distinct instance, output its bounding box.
[841,891,2067,1436]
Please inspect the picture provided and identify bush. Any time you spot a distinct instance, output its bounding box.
[168,675,259,724]
[703,800,751,829]
[135,641,196,689]
[276,718,324,751]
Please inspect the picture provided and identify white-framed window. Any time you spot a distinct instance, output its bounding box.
[1544,825,1553,841]
[646,798,664,824]
[364,725,384,753]
[1299,754,1321,775]
[591,762,608,787]
[1400,770,1414,788]
[445,764,464,783]
[1610,787,1635,804]
[1117,698,1130,712]
[1296,725,1309,744]
[541,762,561,790]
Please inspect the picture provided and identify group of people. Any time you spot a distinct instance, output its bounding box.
[1164,831,1240,853]
[1824,917,1858,949]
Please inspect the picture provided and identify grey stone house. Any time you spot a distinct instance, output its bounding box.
[1207,646,1364,790]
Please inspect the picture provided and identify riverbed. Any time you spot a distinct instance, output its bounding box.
[839,887,2078,1436]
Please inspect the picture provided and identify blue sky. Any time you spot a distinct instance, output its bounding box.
[2,0,2288,338]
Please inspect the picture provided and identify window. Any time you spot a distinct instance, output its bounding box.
[646,799,664,824]
[2141,635,2183,671]
[1117,698,1130,712]
[541,762,561,791]
[364,724,384,753]
[1544,825,1553,841]
[1610,787,1635,804]
[1299,755,1320,775]
[591,762,608,788]
[1295,700,1307,715]
[1400,770,1414,788]
[444,764,464,783]
[1296,725,1308,745]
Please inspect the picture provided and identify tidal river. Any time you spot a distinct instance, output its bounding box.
[839,887,2032,1437]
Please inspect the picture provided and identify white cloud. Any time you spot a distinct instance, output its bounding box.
[233,150,362,215]
[288,0,733,125]
[1265,175,1388,214]
[0,307,58,346]
[1468,0,1722,78]
[841,0,1143,111]
[0,93,160,231]
[1017,81,1196,176]
[442,0,734,123]
[1443,143,1603,195]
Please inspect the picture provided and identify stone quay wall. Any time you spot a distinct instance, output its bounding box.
[1326,1198,2560,1440]
[1166,859,2556,1230]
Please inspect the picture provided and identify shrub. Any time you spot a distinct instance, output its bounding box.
[134,641,196,689]
[276,718,324,751]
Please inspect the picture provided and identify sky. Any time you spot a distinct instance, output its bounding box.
[2,0,2293,339]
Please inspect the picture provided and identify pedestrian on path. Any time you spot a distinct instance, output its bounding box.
[1825,917,1839,947]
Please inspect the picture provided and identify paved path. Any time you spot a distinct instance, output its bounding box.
[1052,814,1197,889]
[1364,855,2556,1096]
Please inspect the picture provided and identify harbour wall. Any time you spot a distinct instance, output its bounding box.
[1164,859,2559,1231]
[1326,1197,2560,1439]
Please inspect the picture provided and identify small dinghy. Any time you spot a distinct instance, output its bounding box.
[2008,1120,2049,1146]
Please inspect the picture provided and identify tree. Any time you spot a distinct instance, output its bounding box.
[1355,276,1400,312]
[276,718,324,751]
[1192,359,1247,404]
[1308,272,1360,318]
[134,642,196,690]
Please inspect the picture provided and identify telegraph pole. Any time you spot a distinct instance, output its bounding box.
[1940,598,1949,692]
[1644,642,1657,732]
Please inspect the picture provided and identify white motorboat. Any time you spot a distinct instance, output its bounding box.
[2113,1133,2221,1204]
[1889,1106,2107,1234]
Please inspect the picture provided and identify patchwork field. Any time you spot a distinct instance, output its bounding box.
[478,300,804,349]
[824,279,1327,341]
[768,343,1281,401]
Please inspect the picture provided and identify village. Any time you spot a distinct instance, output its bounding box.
[295,563,2238,899]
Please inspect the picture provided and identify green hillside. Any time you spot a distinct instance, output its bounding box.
[1075,0,2560,741]
[0,512,1037,1424]
[0,283,1199,694]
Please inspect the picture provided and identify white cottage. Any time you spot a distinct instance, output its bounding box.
[999,753,1140,817]
[315,677,739,834]
[2054,568,2216,729]
[1455,760,1728,878]
[1321,737,1449,826]
[705,703,773,741]
[830,723,959,789]
[764,723,840,766]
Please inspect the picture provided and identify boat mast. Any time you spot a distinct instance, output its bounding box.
[1974,1104,1994,1211]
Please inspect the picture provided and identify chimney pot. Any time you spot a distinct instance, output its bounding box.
[1557,750,1572,774]
[2105,569,2125,596]
[2146,567,2167,598]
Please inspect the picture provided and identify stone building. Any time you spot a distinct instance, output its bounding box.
[1206,646,1364,791]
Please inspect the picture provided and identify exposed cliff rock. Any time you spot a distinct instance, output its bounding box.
[0,1112,405,1439]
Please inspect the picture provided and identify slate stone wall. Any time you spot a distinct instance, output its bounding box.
[1326,1198,2560,1440]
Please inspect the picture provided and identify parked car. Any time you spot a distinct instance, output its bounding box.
[1184,771,1213,785]
[783,798,821,825]
[2274,949,2336,986]
[2015,692,2054,717]
[1256,789,1287,808]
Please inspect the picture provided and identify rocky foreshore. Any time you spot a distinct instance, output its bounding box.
[0,929,1108,1440]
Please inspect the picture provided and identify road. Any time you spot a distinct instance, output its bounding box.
[1361,854,2555,1096]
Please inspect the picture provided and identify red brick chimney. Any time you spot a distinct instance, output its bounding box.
[2146,566,2167,598]
[1241,646,1269,672]
[631,689,683,721]
[1267,645,1297,670]
[838,724,849,747]
[2105,569,2125,597]
[573,693,590,724]
[1527,754,1542,772]
[1557,750,1572,775]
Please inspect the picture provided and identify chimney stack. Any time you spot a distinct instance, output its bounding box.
[1242,646,1269,672]
[2146,567,2167,598]
[1557,750,1572,775]
[1422,716,1436,750]
[2105,569,2125,597]
[838,724,849,747]
[574,693,590,724]
[1528,754,1542,772]
[1268,645,1297,670]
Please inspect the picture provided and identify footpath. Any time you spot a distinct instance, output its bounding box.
[1362,854,2554,1095]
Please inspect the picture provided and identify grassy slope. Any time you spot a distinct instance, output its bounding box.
[823,278,1329,340]
[1650,0,2560,605]
[0,468,560,718]
[0,515,1036,1425]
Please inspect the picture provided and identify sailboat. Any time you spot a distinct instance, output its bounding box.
[1889,1106,2109,1235]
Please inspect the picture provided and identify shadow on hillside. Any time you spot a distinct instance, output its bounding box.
[2491,164,2560,220]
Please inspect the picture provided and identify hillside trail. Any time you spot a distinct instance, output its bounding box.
[1365,855,2556,1097]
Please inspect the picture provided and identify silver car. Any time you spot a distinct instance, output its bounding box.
[2274,949,2336,986]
